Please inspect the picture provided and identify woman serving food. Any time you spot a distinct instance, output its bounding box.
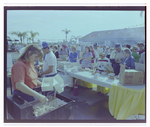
[11,44,48,103]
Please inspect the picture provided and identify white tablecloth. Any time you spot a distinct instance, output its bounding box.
[65,69,145,90]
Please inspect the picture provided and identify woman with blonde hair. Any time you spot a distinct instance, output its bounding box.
[11,44,48,103]
[69,45,78,62]
[95,52,112,73]
[120,48,135,69]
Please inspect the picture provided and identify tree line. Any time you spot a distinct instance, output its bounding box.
[8,30,39,44]
[8,28,80,44]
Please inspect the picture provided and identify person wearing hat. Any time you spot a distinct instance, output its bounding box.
[39,41,57,78]
[93,42,102,63]
[59,44,69,60]
[110,43,125,75]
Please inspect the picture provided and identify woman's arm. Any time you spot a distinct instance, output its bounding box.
[37,80,42,86]
[73,52,78,60]
[130,58,135,69]
[15,82,48,103]
[83,56,92,60]
[83,52,92,60]
[126,58,135,69]
[69,53,71,59]
[121,58,125,64]
[80,53,83,60]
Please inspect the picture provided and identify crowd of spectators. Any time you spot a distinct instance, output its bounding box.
[10,41,145,76]
[49,42,145,76]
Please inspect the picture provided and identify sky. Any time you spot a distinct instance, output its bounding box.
[7,9,145,43]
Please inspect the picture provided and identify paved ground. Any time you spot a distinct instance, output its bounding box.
[6,85,116,121]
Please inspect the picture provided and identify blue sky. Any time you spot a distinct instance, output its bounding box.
[7,10,145,42]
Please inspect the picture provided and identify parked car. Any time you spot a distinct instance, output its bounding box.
[10,44,16,52]
[7,48,12,52]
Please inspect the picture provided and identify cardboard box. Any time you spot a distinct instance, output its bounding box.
[57,61,79,70]
[41,75,64,93]
[135,62,145,84]
[119,69,144,86]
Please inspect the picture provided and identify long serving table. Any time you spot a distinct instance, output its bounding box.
[63,68,145,120]
[65,68,145,90]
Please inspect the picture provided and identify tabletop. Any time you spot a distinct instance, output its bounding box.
[65,69,145,91]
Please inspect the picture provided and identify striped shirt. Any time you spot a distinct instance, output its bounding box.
[96,57,110,72]
[81,52,92,68]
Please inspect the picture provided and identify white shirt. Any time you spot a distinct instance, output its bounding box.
[94,48,102,59]
[94,48,103,58]
[110,50,125,63]
[43,51,57,75]
[76,46,81,51]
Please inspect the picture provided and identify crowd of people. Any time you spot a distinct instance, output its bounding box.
[49,42,145,76]
[10,41,145,103]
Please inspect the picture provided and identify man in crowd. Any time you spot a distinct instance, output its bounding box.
[102,45,106,52]
[39,41,57,78]
[137,42,145,55]
[126,44,131,49]
[110,43,125,75]
[93,42,102,62]
[139,52,145,64]
[76,44,81,59]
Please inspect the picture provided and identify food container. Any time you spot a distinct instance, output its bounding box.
[71,68,78,73]
[108,73,115,79]
[94,73,100,78]
[7,93,74,120]
[57,61,79,70]
[101,72,107,75]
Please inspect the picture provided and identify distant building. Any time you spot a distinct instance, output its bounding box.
[79,27,145,46]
